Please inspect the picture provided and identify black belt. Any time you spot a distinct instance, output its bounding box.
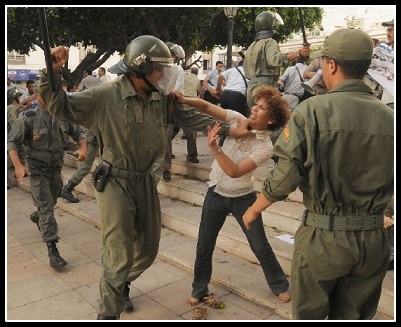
[223,90,243,94]
[110,167,149,181]
[302,209,383,231]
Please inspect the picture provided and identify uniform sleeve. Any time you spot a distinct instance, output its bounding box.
[68,123,87,144]
[7,117,27,152]
[265,39,289,68]
[39,73,98,130]
[173,103,230,135]
[7,106,19,126]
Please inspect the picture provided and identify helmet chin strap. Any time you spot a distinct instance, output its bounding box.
[136,72,158,92]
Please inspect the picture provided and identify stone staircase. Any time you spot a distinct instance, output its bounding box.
[17,131,394,320]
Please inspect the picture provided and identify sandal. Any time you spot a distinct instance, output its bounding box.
[192,307,207,320]
[202,293,225,309]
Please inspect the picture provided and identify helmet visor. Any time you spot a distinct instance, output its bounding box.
[152,63,178,95]
[108,60,131,75]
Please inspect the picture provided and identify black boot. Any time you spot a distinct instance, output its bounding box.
[62,181,80,203]
[97,314,120,320]
[30,211,40,231]
[123,281,134,312]
[46,241,67,270]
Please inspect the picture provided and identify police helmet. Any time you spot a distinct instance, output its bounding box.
[165,41,185,60]
[12,90,23,101]
[254,11,284,32]
[108,35,173,75]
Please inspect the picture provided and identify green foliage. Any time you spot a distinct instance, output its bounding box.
[7,6,322,84]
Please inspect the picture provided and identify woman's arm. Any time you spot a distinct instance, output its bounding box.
[207,123,257,178]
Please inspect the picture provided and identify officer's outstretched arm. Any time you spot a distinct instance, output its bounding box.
[173,91,226,121]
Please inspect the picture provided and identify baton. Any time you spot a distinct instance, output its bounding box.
[298,8,310,47]
[38,7,56,92]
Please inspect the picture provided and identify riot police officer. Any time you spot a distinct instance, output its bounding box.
[8,81,88,271]
[39,35,236,320]
[243,11,310,149]
[244,11,310,107]
[243,28,393,320]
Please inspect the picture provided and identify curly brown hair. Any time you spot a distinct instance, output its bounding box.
[253,85,291,131]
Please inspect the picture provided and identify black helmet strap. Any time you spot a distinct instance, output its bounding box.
[136,71,158,92]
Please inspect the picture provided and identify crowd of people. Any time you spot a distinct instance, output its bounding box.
[7,11,394,321]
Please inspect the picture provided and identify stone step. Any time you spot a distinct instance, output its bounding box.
[157,176,305,235]
[62,162,304,240]
[63,149,305,236]
[60,165,294,274]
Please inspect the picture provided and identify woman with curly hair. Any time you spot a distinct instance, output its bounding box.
[173,85,291,308]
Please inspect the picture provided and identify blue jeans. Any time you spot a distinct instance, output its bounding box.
[191,187,289,299]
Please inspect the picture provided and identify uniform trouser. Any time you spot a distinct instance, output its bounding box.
[29,166,63,242]
[291,224,390,320]
[97,174,161,316]
[163,123,198,172]
[69,130,98,185]
[191,188,289,299]
[219,90,250,117]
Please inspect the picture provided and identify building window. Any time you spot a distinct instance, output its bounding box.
[7,51,25,65]
[347,18,365,30]
[203,60,209,71]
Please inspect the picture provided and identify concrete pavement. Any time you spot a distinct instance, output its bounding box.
[6,186,289,321]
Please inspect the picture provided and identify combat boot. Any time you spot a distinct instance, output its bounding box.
[97,314,120,320]
[30,211,40,231]
[46,241,67,270]
[62,181,80,203]
[123,281,134,312]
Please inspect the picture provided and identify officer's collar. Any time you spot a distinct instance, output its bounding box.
[254,30,274,41]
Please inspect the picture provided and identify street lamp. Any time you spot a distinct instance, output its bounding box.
[224,7,238,69]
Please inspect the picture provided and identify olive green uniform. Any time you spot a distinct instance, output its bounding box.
[7,103,19,132]
[39,73,228,317]
[243,38,289,145]
[261,80,394,319]
[7,109,86,242]
[7,103,26,173]
[243,38,289,108]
